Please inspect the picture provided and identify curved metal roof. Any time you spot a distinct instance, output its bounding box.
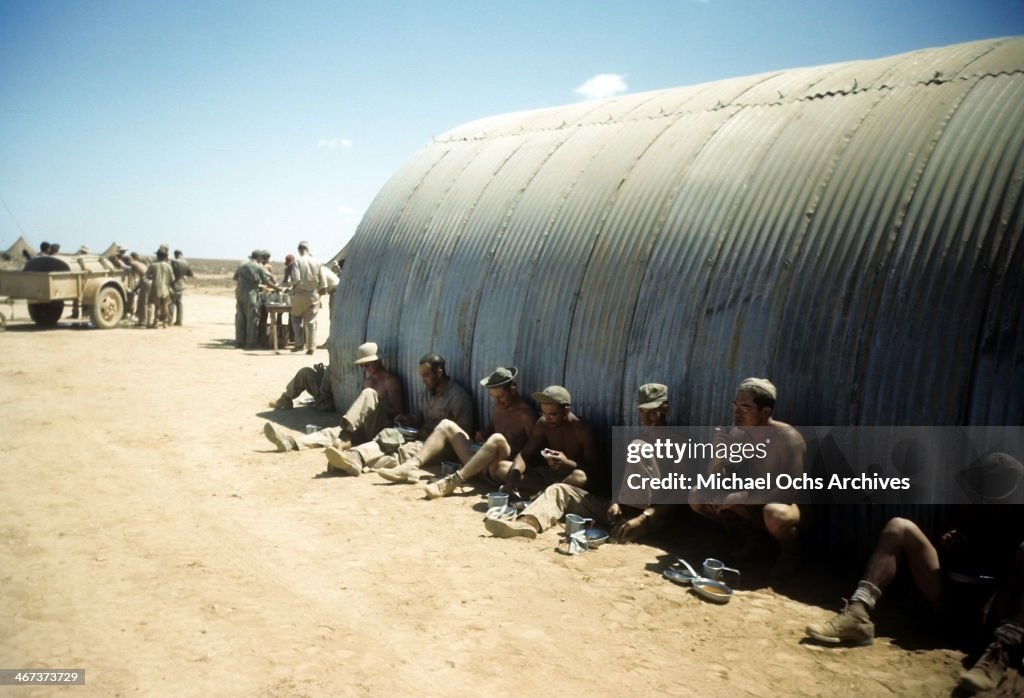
[329,36,1024,433]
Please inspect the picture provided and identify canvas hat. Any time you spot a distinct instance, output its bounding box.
[638,383,668,409]
[532,385,571,406]
[374,427,406,455]
[954,452,1024,504]
[480,366,518,388]
[353,342,379,365]
[739,377,777,402]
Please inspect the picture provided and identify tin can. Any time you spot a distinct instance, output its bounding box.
[305,424,319,434]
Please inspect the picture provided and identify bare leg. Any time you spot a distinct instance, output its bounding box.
[861,517,942,608]
[457,433,511,480]
[807,517,940,647]
[486,459,514,482]
[404,419,475,469]
[688,488,716,519]
[764,503,800,551]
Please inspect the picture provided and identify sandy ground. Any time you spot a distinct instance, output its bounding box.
[0,288,1015,697]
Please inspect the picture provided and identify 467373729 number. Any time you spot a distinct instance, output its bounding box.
[0,669,85,685]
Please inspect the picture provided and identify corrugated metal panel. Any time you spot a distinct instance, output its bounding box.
[330,37,1024,489]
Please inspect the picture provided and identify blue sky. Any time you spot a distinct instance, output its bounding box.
[1,1,1022,260]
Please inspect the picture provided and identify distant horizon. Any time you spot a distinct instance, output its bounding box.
[3,1,1022,258]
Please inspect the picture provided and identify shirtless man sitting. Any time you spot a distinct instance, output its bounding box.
[395,366,537,494]
[485,382,675,542]
[688,377,805,574]
[480,385,600,507]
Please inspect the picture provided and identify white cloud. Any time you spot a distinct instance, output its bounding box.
[574,73,629,100]
[317,137,354,150]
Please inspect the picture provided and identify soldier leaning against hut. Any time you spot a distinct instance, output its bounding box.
[477,384,601,508]
[379,365,537,488]
[323,352,474,478]
[687,377,806,578]
[264,342,405,453]
[484,383,674,542]
[805,454,1024,696]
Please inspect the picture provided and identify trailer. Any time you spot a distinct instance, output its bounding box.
[0,254,137,329]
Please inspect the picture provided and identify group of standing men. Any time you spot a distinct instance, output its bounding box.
[233,241,339,352]
[261,344,1024,694]
[114,245,193,328]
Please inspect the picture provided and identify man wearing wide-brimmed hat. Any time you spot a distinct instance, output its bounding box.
[264,341,405,452]
[378,365,536,491]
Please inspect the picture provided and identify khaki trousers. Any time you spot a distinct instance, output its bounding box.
[292,388,389,449]
[521,483,609,533]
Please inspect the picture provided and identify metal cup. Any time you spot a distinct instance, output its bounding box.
[487,492,509,511]
[565,513,594,537]
[305,424,320,434]
[702,557,740,583]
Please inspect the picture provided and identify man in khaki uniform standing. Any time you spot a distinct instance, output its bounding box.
[145,246,175,329]
[290,241,323,355]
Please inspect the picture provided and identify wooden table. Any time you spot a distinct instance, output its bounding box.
[264,302,291,353]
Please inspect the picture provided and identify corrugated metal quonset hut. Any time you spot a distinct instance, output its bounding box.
[328,37,1023,443]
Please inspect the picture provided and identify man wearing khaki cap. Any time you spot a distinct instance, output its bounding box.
[485,382,676,542]
[688,376,805,576]
[263,341,405,452]
[483,385,599,502]
[391,366,536,493]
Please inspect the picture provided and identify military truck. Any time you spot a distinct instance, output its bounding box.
[0,254,137,329]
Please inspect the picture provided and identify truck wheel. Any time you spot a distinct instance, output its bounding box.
[28,301,64,326]
[90,286,123,329]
